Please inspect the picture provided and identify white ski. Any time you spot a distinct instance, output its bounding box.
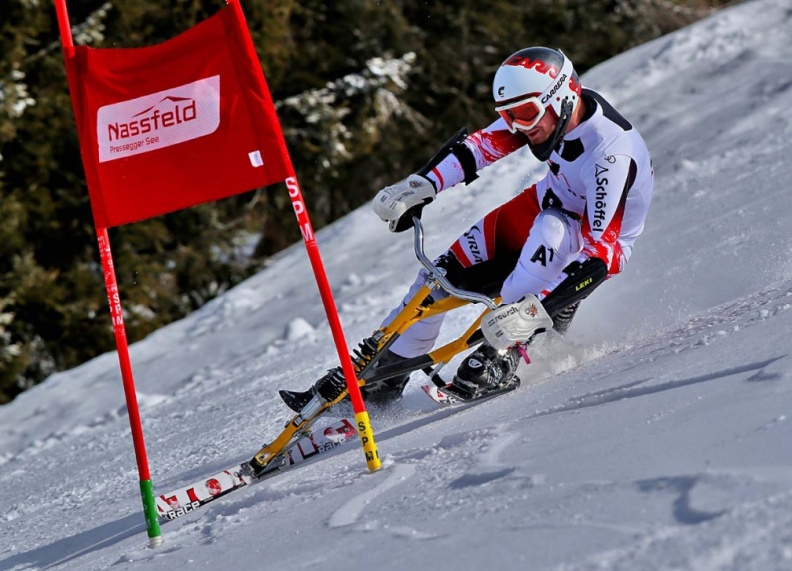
[156,417,356,521]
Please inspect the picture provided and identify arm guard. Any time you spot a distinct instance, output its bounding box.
[417,127,470,177]
[417,127,479,185]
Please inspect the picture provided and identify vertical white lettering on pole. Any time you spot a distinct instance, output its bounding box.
[285,177,315,244]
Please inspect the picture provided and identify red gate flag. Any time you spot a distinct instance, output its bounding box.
[63,4,290,228]
[56,0,381,543]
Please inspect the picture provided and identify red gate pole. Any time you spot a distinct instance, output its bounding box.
[54,0,162,547]
[96,229,162,545]
[227,0,381,472]
[283,175,382,470]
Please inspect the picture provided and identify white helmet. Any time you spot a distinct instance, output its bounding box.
[492,47,581,159]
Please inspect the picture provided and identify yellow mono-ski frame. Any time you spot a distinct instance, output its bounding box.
[250,216,501,474]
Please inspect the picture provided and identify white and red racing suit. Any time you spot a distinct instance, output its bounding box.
[385,88,654,357]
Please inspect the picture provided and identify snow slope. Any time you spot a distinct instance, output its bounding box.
[2,0,791,569]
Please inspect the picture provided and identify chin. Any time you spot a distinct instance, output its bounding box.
[527,132,548,145]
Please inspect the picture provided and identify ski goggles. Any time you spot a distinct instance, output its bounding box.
[496,96,546,134]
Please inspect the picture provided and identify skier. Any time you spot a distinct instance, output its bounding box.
[288,46,654,409]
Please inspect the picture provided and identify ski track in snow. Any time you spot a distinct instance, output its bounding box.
[328,463,417,528]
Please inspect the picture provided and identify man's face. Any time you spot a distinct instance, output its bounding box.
[497,98,557,144]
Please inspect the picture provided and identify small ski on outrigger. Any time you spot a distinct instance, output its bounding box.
[420,374,522,406]
[420,344,531,406]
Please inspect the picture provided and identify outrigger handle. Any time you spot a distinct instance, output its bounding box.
[411,216,498,311]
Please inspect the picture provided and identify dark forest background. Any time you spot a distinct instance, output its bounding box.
[0,0,736,403]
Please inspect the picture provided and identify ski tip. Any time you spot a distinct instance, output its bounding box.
[421,384,454,405]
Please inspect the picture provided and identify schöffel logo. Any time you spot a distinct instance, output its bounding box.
[97,76,220,163]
